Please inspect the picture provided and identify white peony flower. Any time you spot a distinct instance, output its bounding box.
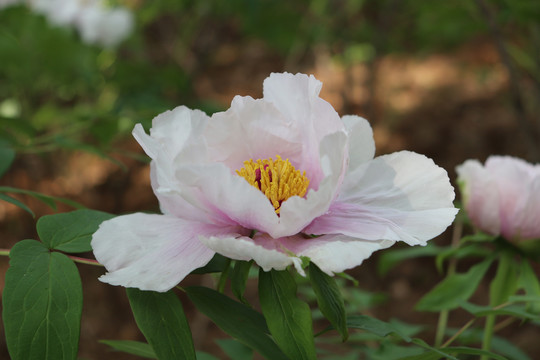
[92,72,458,292]
[457,156,540,241]
[76,4,133,48]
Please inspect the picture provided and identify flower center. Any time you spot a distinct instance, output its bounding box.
[236,155,310,214]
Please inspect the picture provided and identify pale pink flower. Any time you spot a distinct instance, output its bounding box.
[92,73,457,292]
[456,156,540,241]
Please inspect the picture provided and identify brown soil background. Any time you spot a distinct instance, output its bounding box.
[1,36,540,359]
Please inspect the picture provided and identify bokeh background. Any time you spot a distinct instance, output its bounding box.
[1,0,539,358]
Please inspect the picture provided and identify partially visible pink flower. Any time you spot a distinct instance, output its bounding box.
[92,72,458,292]
[456,156,540,241]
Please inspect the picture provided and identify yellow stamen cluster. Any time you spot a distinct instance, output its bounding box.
[236,155,310,214]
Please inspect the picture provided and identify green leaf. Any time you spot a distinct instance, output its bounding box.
[216,339,253,360]
[100,340,156,359]
[259,269,316,360]
[126,288,196,360]
[518,261,540,313]
[435,244,491,273]
[460,302,540,320]
[489,252,518,306]
[346,315,411,342]
[37,209,114,253]
[231,260,253,304]
[0,186,84,210]
[377,243,445,276]
[308,262,348,341]
[461,233,497,243]
[185,286,288,360]
[441,346,507,360]
[2,240,82,360]
[196,352,220,360]
[416,257,493,311]
[191,253,229,274]
[0,139,15,177]
[0,193,35,217]
[345,315,456,360]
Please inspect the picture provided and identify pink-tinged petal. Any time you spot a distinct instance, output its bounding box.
[175,163,280,233]
[262,72,345,188]
[276,131,348,238]
[456,159,500,236]
[305,151,457,245]
[205,96,303,173]
[342,115,375,172]
[514,177,540,239]
[91,213,244,292]
[200,233,296,273]
[458,156,540,240]
[263,73,344,140]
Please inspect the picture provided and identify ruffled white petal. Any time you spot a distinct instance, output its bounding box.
[342,115,375,172]
[133,107,214,222]
[262,72,345,188]
[205,96,303,174]
[305,151,457,245]
[91,213,244,292]
[291,235,394,276]
[200,233,297,273]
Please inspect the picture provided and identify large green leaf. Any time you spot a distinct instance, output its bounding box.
[308,263,348,341]
[185,286,288,360]
[259,269,316,360]
[37,209,114,253]
[126,289,196,360]
[2,239,82,360]
[416,258,493,311]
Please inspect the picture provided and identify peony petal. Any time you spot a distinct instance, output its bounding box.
[305,151,457,245]
[514,176,540,239]
[456,159,501,236]
[342,115,375,172]
[175,162,280,233]
[200,233,296,273]
[91,213,244,292]
[283,234,394,276]
[262,72,345,188]
[276,130,348,238]
[205,96,304,173]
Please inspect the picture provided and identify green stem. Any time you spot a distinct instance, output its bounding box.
[435,219,463,347]
[0,248,102,266]
[217,258,232,293]
[481,314,496,359]
[480,252,512,360]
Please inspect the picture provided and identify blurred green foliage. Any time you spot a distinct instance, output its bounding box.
[0,0,538,162]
